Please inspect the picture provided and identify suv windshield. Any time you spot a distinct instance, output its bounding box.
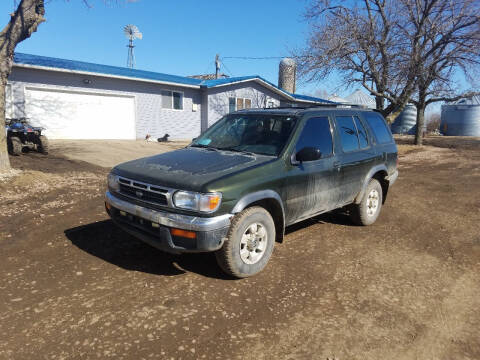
[191,114,298,156]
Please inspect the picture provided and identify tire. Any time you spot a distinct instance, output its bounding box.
[37,135,49,154]
[8,137,22,156]
[351,178,383,226]
[215,206,276,278]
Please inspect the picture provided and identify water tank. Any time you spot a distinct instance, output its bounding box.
[440,96,480,136]
[391,104,419,134]
[278,58,296,93]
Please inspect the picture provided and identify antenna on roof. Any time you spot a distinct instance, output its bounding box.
[124,24,142,69]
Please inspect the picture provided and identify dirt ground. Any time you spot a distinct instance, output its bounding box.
[0,136,479,360]
[49,140,190,168]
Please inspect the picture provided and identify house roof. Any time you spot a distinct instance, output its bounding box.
[13,52,331,104]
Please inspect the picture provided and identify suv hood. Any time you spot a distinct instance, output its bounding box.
[112,147,275,192]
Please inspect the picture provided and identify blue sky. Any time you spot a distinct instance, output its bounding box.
[1,0,342,97]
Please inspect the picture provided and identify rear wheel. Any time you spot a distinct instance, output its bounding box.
[8,137,22,156]
[351,178,383,226]
[37,135,49,154]
[215,206,275,278]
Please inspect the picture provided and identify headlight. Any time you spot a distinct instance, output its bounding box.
[173,191,222,212]
[107,173,120,192]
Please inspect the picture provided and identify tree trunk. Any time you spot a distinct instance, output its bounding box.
[0,76,9,169]
[0,0,45,172]
[415,100,426,146]
[375,95,384,112]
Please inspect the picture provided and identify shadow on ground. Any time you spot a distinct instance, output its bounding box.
[64,220,231,280]
[65,210,354,279]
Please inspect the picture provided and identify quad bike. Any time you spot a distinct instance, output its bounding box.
[5,117,49,156]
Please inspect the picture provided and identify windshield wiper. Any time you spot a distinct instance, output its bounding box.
[190,144,218,151]
[216,147,256,156]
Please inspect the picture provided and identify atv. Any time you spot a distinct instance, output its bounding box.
[6,117,49,156]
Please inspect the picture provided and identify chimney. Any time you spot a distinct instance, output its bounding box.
[278,58,296,93]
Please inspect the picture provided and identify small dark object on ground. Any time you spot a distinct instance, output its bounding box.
[157,134,170,142]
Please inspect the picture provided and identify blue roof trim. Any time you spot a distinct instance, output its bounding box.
[286,91,335,104]
[13,53,331,103]
[13,53,203,87]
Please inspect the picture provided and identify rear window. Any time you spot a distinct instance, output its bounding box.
[364,112,393,144]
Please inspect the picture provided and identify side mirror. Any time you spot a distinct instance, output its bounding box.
[294,147,322,163]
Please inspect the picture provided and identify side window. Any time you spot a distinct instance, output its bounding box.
[337,116,360,152]
[364,112,393,144]
[295,117,333,158]
[354,116,369,148]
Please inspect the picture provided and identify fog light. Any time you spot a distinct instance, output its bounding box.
[171,228,196,239]
[120,211,126,216]
[152,222,160,228]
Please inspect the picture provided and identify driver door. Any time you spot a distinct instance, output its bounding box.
[284,116,340,224]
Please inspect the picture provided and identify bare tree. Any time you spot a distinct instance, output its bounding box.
[401,0,480,144]
[426,112,441,133]
[297,0,480,144]
[297,0,418,122]
[0,0,45,170]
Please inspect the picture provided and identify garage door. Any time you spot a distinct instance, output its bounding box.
[25,88,136,139]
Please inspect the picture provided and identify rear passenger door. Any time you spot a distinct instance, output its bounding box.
[285,116,338,224]
[334,114,377,206]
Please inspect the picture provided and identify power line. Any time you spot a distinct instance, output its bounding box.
[220,59,234,77]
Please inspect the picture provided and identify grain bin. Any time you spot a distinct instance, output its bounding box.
[440,95,480,136]
[278,58,296,93]
[345,89,376,108]
[390,104,420,134]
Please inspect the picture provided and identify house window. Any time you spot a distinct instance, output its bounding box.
[162,90,183,110]
[228,97,252,113]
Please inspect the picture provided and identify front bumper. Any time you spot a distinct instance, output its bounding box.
[105,191,232,254]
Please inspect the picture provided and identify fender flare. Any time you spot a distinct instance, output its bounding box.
[354,165,388,204]
[232,190,285,216]
[231,190,286,241]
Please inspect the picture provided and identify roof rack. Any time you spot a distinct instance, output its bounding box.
[265,103,369,110]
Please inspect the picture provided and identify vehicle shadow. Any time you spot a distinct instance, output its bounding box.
[285,208,354,235]
[64,220,231,280]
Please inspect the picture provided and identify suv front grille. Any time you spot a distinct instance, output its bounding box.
[118,177,170,206]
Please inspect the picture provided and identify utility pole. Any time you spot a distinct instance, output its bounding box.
[215,54,220,79]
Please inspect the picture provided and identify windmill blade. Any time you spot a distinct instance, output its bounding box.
[124,24,142,40]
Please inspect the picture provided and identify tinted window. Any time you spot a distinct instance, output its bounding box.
[337,116,360,152]
[354,116,369,148]
[295,117,333,158]
[364,112,392,144]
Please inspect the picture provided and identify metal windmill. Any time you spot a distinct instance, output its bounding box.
[124,24,142,69]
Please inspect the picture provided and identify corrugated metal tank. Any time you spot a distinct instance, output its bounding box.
[391,104,419,134]
[440,97,480,136]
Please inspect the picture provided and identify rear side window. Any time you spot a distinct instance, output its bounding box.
[364,112,392,144]
[337,116,360,152]
[354,116,369,148]
[295,117,333,158]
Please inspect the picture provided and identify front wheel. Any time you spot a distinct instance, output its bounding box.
[8,137,22,156]
[215,206,275,278]
[37,135,49,154]
[351,178,383,226]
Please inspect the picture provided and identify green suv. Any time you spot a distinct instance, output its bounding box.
[105,106,398,278]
